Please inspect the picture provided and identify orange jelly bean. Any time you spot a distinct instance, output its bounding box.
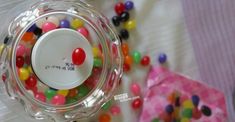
[68,88,78,98]
[121,43,129,56]
[22,32,34,42]
[99,113,111,122]
[124,55,133,66]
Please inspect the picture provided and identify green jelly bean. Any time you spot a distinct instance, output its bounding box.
[151,118,160,122]
[182,108,193,118]
[102,100,112,110]
[94,58,102,67]
[77,85,90,98]
[132,51,141,64]
[66,98,78,104]
[44,88,57,100]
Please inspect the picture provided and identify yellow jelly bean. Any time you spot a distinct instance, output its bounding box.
[19,68,30,81]
[183,100,194,109]
[181,118,189,122]
[57,90,69,96]
[124,20,136,30]
[71,19,84,29]
[92,47,101,58]
[27,66,33,74]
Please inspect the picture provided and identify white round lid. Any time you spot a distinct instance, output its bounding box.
[31,28,93,90]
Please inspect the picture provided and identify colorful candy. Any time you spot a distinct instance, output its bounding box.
[25,76,37,88]
[183,100,194,109]
[124,55,133,66]
[42,22,57,33]
[192,108,202,119]
[72,48,86,65]
[67,88,78,98]
[77,85,90,98]
[124,20,136,30]
[99,113,111,122]
[182,108,193,118]
[110,105,121,115]
[191,95,200,107]
[94,58,103,67]
[77,27,89,38]
[16,56,24,68]
[112,16,121,26]
[151,118,160,122]
[120,12,130,22]
[57,90,69,97]
[114,2,125,15]
[165,104,174,114]
[51,94,66,105]
[132,51,141,64]
[102,100,112,111]
[130,82,141,95]
[16,44,26,56]
[121,43,129,56]
[19,68,30,81]
[200,105,212,116]
[22,32,34,42]
[71,18,84,29]
[125,1,134,10]
[123,63,131,72]
[92,47,101,58]
[120,29,129,40]
[131,98,142,109]
[35,92,46,102]
[60,19,70,28]
[158,53,167,64]
[45,88,57,100]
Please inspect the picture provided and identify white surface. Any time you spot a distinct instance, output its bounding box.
[32,28,93,90]
[0,0,200,122]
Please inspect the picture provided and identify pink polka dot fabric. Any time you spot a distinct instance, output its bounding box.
[140,66,227,122]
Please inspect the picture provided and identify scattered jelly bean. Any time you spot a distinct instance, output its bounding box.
[57,90,69,97]
[120,12,130,22]
[72,48,86,65]
[45,88,57,100]
[36,18,47,28]
[51,94,66,105]
[67,88,78,98]
[130,82,141,95]
[42,22,57,33]
[102,100,112,111]
[27,24,37,32]
[151,118,160,122]
[19,68,30,81]
[124,55,133,66]
[125,1,134,11]
[99,113,111,122]
[47,16,60,27]
[200,105,212,116]
[123,63,131,72]
[92,47,101,58]
[77,27,89,38]
[180,118,189,122]
[191,95,200,107]
[158,53,167,64]
[112,16,121,26]
[77,85,90,98]
[132,51,141,64]
[124,20,136,30]
[35,92,46,102]
[121,43,129,56]
[71,18,84,29]
[131,98,142,109]
[114,2,125,15]
[94,58,103,67]
[22,32,34,42]
[182,108,192,118]
[25,76,37,88]
[165,104,174,114]
[110,105,121,115]
[120,29,129,40]
[60,19,70,28]
[66,98,77,104]
[192,108,202,120]
[16,56,24,68]
[183,100,194,109]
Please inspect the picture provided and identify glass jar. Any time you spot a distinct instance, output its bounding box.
[0,0,123,121]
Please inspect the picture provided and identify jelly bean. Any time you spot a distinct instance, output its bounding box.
[77,27,89,38]
[36,18,47,28]
[124,55,133,66]
[191,95,200,107]
[84,76,96,89]
[68,88,78,98]
[26,86,38,95]
[47,16,60,27]
[114,2,125,15]
[27,24,37,32]
[130,82,141,95]
[77,85,90,98]
[151,118,160,122]
[192,108,202,120]
[158,53,167,64]
[51,94,66,105]
[94,58,103,67]
[125,1,134,11]
[173,107,180,119]
[25,76,37,88]
[57,90,69,96]
[124,20,136,30]
[121,43,129,56]
[200,105,212,116]
[180,118,189,122]
[183,100,194,109]
[42,22,57,33]
[131,98,142,109]
[102,100,112,111]
[33,27,42,36]
[92,47,101,58]
[120,29,129,40]
[132,51,141,64]
[27,66,33,74]
[24,55,31,65]
[19,68,30,81]
[60,19,70,28]
[165,104,174,114]
[99,113,111,122]
[123,63,131,72]
[112,16,121,26]
[72,48,86,65]
[182,108,192,118]
[167,92,176,104]
[120,12,130,22]
[35,92,46,102]
[110,105,121,115]
[71,18,84,29]
[66,98,77,104]
[16,44,26,56]
[45,88,57,100]
[16,56,24,68]
[22,32,34,42]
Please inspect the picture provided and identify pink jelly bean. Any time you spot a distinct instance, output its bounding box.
[130,82,141,95]
[16,44,26,56]
[51,94,65,105]
[42,22,57,33]
[110,105,121,115]
[77,27,89,38]
[35,92,46,102]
